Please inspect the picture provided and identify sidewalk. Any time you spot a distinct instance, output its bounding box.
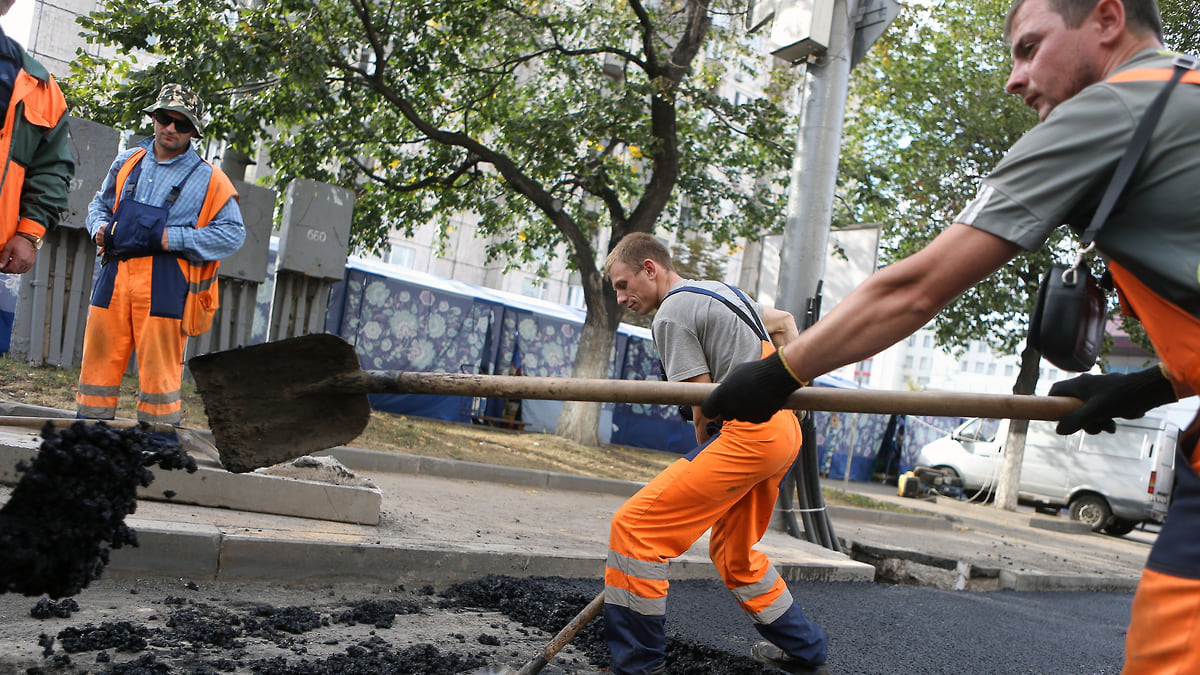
[0,411,1153,594]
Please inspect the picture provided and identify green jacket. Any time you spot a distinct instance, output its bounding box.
[0,49,73,242]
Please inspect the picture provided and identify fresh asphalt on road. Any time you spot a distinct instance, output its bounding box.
[0,403,1145,673]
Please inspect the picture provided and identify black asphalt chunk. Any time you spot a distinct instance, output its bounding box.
[444,574,767,673]
[0,421,197,599]
[31,597,79,619]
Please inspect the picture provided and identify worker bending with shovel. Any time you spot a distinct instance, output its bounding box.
[603,233,828,675]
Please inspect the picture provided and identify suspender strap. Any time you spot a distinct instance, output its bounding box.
[663,283,771,343]
[121,152,207,212]
[164,160,205,207]
[1082,55,1197,245]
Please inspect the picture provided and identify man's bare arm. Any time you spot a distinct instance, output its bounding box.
[761,306,800,350]
[683,372,716,444]
[782,223,1023,383]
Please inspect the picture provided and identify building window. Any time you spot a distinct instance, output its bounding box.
[903,355,913,370]
[974,362,985,374]
[922,335,933,348]
[389,245,415,268]
[520,276,547,300]
[986,363,996,376]
[918,356,929,371]
[566,284,585,309]
[1004,364,1015,377]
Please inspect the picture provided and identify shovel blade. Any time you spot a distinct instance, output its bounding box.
[188,334,371,473]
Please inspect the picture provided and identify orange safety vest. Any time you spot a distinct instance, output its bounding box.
[1101,63,1200,462]
[114,149,237,335]
[0,68,67,243]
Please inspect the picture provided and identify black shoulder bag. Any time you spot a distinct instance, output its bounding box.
[1029,55,1196,372]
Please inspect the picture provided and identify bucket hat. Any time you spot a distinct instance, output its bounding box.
[143,83,206,138]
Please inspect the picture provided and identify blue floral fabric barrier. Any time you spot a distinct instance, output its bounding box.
[323,259,696,452]
[814,411,892,481]
[813,405,965,482]
[900,415,965,473]
[0,273,19,353]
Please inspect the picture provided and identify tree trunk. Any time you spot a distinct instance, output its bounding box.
[556,309,620,446]
[994,343,1042,511]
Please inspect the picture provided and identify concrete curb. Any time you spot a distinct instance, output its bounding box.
[323,447,957,531]
[1028,516,1094,534]
[105,523,873,588]
[318,446,645,497]
[5,425,1136,593]
[998,570,1141,592]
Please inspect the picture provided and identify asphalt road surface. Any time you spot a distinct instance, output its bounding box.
[0,574,1131,674]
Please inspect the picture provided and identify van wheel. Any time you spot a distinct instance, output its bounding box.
[933,466,963,487]
[1103,519,1137,537]
[1069,495,1112,532]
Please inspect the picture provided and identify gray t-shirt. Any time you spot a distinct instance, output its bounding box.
[652,280,768,383]
[956,49,1200,316]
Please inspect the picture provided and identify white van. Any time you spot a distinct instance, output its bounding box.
[916,416,1177,535]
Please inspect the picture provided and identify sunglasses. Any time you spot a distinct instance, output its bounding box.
[152,109,195,134]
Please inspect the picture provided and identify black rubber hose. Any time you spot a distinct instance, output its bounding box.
[800,414,833,550]
[801,414,841,553]
[791,459,820,544]
[777,460,806,540]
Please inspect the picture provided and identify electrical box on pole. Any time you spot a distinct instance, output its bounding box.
[770,0,836,63]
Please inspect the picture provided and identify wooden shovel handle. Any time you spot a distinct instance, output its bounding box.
[517,590,605,675]
[334,372,1082,421]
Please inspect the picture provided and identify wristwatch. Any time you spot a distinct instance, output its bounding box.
[16,232,42,250]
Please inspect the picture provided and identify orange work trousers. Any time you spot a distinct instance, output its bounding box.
[604,406,827,673]
[76,256,187,425]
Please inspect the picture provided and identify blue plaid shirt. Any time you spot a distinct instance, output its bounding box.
[86,136,245,262]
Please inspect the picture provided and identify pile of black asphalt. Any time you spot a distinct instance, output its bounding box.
[0,421,197,599]
[444,575,767,674]
[14,576,770,674]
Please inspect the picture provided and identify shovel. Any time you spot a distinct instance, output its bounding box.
[187,333,1082,472]
[470,590,605,675]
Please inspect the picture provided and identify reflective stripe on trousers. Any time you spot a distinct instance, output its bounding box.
[603,403,827,674]
[77,256,187,425]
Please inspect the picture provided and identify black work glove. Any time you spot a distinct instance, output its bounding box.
[701,351,804,424]
[1049,366,1178,435]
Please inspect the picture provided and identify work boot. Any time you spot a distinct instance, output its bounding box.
[751,641,830,674]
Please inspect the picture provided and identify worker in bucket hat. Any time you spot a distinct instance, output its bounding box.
[78,82,244,426]
[143,83,206,138]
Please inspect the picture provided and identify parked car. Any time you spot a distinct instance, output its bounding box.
[915,416,1176,535]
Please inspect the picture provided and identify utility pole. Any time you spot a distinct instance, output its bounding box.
[765,0,899,322]
[748,0,898,546]
[775,0,858,322]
